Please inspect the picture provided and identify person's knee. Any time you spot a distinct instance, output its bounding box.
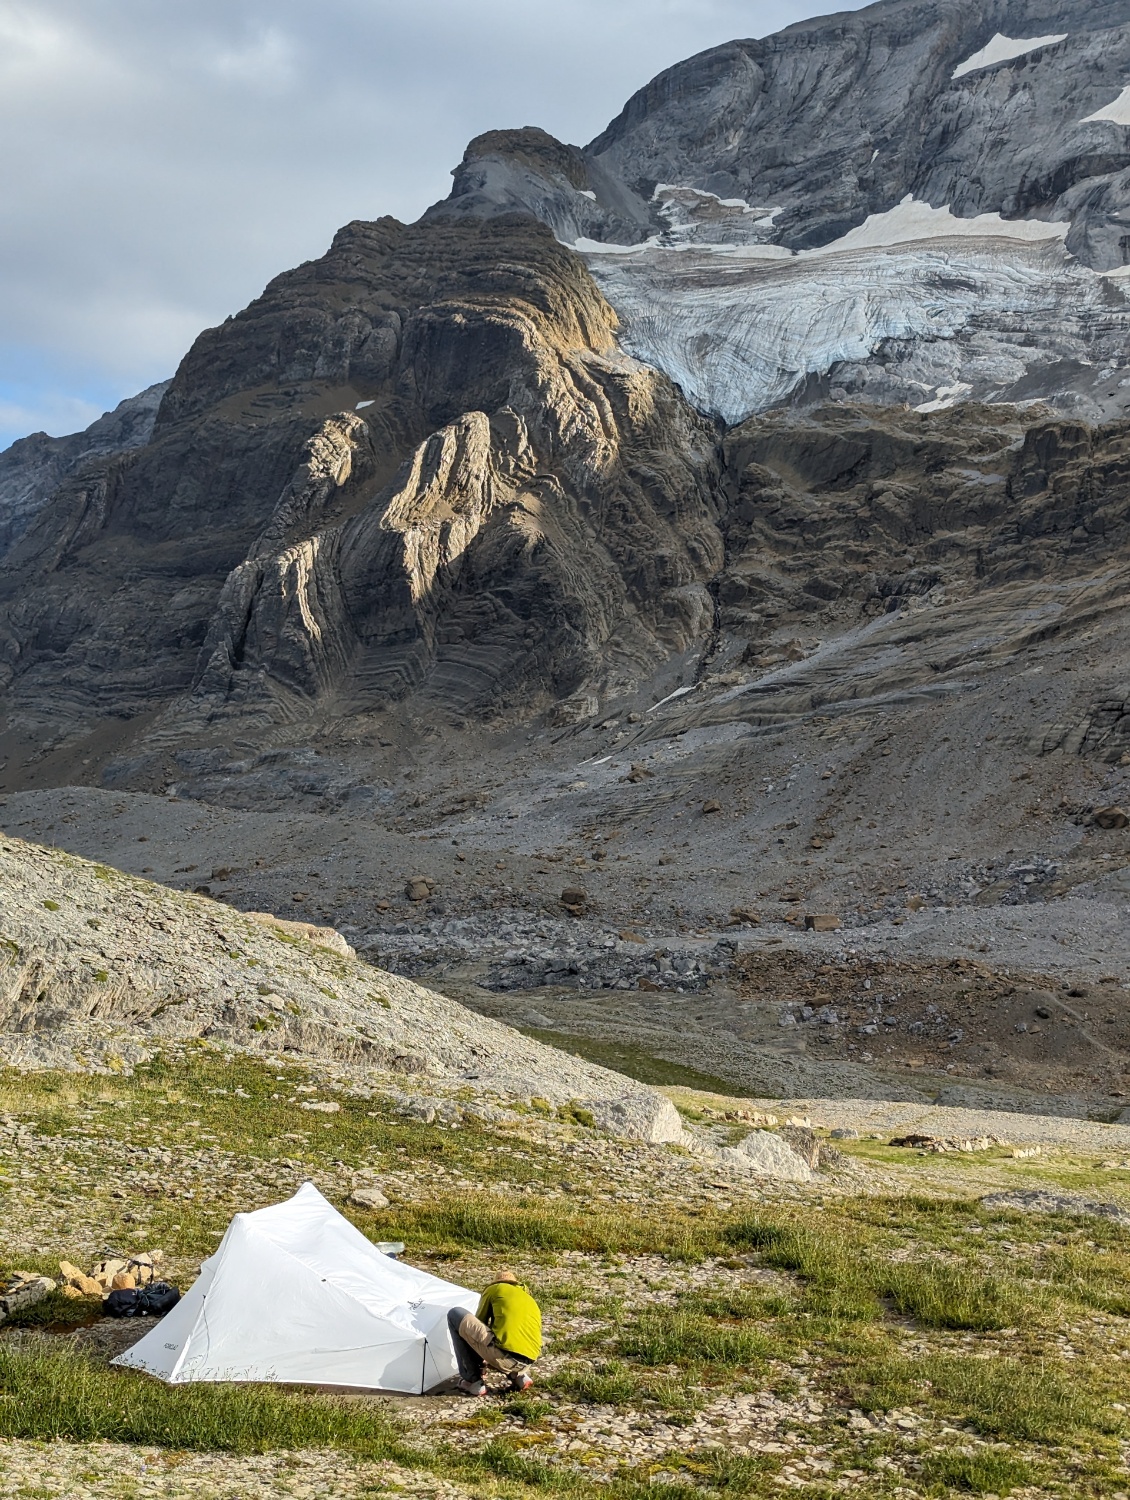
[448,1306,471,1335]
[458,1312,492,1355]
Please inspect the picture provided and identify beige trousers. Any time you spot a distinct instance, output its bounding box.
[458,1311,530,1377]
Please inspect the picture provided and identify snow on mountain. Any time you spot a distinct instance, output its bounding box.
[952,32,1068,79]
[1082,83,1130,123]
[578,199,1130,424]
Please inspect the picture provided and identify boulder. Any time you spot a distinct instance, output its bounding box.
[590,1092,687,1144]
[778,1124,822,1170]
[560,887,587,913]
[1093,806,1129,829]
[349,1186,390,1210]
[804,913,842,931]
[717,1130,813,1181]
[405,877,434,902]
[0,1274,56,1320]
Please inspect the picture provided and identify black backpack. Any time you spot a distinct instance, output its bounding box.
[105,1281,181,1318]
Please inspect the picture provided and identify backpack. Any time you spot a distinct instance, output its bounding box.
[105,1281,181,1318]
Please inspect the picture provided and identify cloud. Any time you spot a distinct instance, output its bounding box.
[0,0,869,447]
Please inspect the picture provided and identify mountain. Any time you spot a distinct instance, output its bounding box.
[432,0,1130,422]
[0,382,168,558]
[0,0,1129,1119]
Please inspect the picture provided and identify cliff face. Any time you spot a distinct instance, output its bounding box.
[0,382,168,558]
[0,217,720,755]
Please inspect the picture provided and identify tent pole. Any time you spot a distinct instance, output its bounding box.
[421,1336,428,1394]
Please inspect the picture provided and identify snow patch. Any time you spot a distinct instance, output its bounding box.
[952,32,1066,80]
[915,382,974,414]
[804,196,1068,255]
[577,189,597,200]
[1082,85,1130,126]
[573,235,662,255]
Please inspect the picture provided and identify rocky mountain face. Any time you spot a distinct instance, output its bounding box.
[1,0,1130,1118]
[0,217,718,758]
[433,0,1130,421]
[0,382,168,557]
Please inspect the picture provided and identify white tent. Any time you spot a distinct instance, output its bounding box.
[112,1182,476,1392]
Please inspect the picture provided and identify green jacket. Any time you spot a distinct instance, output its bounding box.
[476,1280,542,1360]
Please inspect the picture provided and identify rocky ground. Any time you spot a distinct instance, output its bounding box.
[3,1045,1130,1498]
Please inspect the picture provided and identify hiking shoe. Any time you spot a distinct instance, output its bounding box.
[456,1377,487,1397]
[509,1372,534,1392]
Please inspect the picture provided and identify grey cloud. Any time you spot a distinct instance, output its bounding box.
[0,0,869,443]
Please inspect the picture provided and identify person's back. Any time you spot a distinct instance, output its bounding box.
[477,1278,542,1361]
[447,1268,542,1395]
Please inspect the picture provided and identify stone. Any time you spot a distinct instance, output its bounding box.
[111,1272,137,1291]
[729,906,759,925]
[245,912,355,957]
[589,1093,688,1145]
[717,1131,813,1182]
[300,1099,341,1113]
[0,1275,56,1320]
[804,913,842,931]
[619,930,646,943]
[406,877,434,902]
[702,800,721,814]
[1093,806,1129,829]
[778,1124,822,1170]
[523,1011,556,1028]
[560,888,587,912]
[349,1186,390,1210]
[981,1190,1130,1227]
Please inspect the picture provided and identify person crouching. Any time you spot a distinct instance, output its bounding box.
[448,1268,542,1395]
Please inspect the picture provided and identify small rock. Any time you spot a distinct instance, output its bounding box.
[111,1272,136,1291]
[1093,806,1129,829]
[805,913,842,931]
[702,800,722,814]
[729,905,760,925]
[829,1127,859,1140]
[300,1099,341,1113]
[349,1186,390,1210]
[406,877,435,902]
[560,887,587,912]
[619,930,646,943]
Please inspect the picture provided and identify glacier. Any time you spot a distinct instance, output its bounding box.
[577,198,1130,426]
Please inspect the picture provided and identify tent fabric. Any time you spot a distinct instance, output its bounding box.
[111,1182,475,1392]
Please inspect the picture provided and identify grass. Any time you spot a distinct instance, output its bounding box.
[918,1447,1036,1495]
[0,1341,408,1456]
[841,1348,1121,1443]
[517,1029,740,1094]
[4,1051,1130,1497]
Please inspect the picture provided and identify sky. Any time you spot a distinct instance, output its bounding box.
[0,0,871,449]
